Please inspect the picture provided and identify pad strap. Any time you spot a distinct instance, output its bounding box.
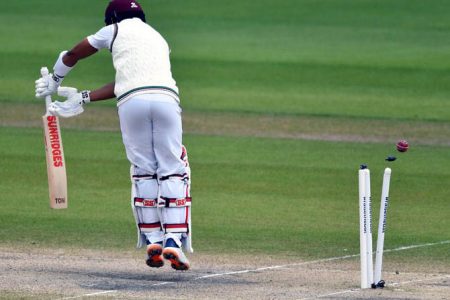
[134,197,158,207]
[132,174,157,180]
[159,173,188,181]
[138,222,162,233]
[158,196,192,208]
[164,223,189,233]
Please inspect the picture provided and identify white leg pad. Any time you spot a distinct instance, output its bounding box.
[159,147,193,253]
[182,146,193,253]
[130,166,163,248]
[159,176,190,234]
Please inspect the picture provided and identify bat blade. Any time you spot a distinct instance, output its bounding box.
[43,114,68,209]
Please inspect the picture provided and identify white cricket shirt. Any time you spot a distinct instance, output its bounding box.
[87,18,179,105]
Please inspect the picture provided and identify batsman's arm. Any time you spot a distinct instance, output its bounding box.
[61,38,115,101]
[62,39,98,67]
[89,82,116,102]
[36,39,99,99]
[63,39,116,101]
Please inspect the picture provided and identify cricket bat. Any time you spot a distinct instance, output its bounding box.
[41,67,68,209]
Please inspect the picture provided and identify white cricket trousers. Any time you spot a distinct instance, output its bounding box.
[118,93,184,176]
[118,93,187,245]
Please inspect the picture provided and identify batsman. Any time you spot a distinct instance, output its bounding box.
[35,0,193,270]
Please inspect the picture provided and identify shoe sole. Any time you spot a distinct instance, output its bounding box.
[146,246,164,268]
[163,249,190,271]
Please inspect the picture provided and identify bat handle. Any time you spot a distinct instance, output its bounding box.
[40,67,52,114]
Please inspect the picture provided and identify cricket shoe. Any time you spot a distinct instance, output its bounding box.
[162,239,190,271]
[146,243,164,268]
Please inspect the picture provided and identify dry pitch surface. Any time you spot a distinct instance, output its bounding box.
[1,245,449,300]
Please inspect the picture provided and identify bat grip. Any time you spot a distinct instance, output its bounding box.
[40,67,52,113]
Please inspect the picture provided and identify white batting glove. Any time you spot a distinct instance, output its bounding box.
[35,73,63,98]
[48,87,91,118]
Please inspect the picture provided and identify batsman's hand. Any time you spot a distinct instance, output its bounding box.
[35,73,63,98]
[48,87,91,118]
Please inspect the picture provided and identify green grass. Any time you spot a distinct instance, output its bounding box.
[1,1,450,120]
[0,0,449,265]
[0,127,448,260]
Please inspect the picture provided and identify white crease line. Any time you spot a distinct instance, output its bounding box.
[57,281,173,299]
[195,269,259,279]
[307,289,358,299]
[193,256,358,280]
[383,240,450,253]
[194,240,449,281]
[255,265,287,271]
[58,290,116,300]
[298,288,359,300]
[299,274,450,300]
[391,274,450,287]
[151,281,171,286]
